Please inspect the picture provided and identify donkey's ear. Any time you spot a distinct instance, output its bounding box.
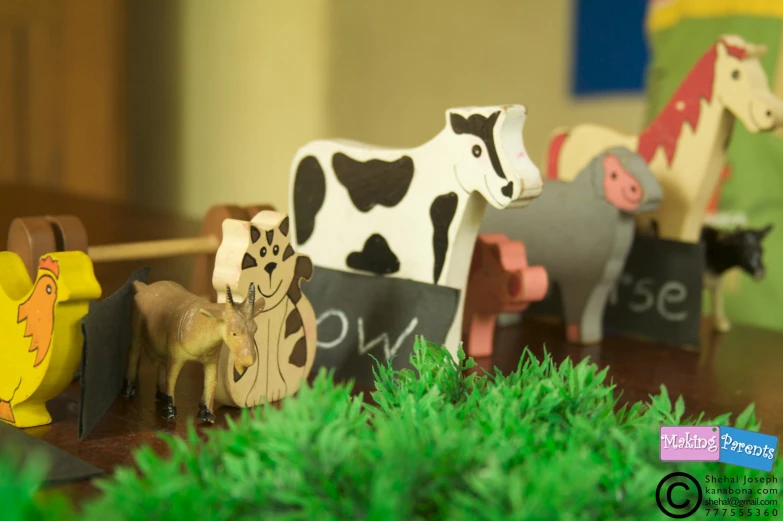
[199,308,221,320]
[759,224,774,237]
[252,297,266,318]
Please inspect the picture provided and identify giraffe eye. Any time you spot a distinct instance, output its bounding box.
[261,247,267,257]
[46,285,52,294]
[732,69,740,80]
[273,245,279,255]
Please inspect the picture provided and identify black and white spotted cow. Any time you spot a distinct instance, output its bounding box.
[288,105,543,287]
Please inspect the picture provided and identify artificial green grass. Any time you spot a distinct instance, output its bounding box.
[2,337,781,520]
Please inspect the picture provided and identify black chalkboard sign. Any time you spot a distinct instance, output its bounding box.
[302,266,460,388]
[603,235,704,347]
[79,267,150,440]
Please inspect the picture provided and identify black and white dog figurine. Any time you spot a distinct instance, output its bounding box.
[701,224,773,332]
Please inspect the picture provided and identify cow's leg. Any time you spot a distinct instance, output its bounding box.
[197,359,218,424]
[161,356,186,420]
[155,363,167,401]
[121,317,144,398]
[712,276,731,333]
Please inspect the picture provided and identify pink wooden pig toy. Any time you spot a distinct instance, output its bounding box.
[462,234,548,357]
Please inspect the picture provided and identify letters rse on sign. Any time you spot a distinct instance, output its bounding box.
[603,235,703,347]
[608,273,689,322]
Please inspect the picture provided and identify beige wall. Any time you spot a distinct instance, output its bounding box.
[130,0,646,220]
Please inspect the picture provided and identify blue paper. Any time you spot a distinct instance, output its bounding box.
[573,0,649,95]
[718,426,778,472]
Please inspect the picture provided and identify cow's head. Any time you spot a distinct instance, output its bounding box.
[447,105,542,209]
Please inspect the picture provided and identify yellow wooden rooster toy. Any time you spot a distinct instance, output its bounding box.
[0,251,101,428]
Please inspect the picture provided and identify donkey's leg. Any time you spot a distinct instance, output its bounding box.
[155,363,167,401]
[121,318,144,398]
[197,359,218,424]
[160,356,186,420]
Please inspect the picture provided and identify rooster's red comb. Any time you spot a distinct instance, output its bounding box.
[39,256,60,278]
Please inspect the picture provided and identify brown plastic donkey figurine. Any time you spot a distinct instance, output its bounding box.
[121,280,264,423]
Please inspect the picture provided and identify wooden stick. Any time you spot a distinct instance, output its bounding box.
[87,236,219,263]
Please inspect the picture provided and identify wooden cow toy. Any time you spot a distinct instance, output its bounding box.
[481,147,662,344]
[0,252,101,428]
[122,279,264,423]
[545,35,783,243]
[213,211,316,406]
[702,223,773,333]
[289,105,543,355]
[462,234,548,357]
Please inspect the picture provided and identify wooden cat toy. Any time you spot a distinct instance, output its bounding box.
[546,35,783,243]
[0,252,101,428]
[462,234,548,357]
[289,105,543,357]
[702,223,773,333]
[6,203,275,302]
[122,280,264,423]
[212,211,316,406]
[481,147,662,344]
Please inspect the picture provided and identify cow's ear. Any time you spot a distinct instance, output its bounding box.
[760,224,774,237]
[449,112,468,134]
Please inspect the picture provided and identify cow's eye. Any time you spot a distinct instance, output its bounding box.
[273,245,279,255]
[46,285,52,294]
[261,247,267,257]
[732,69,740,80]
[472,145,482,157]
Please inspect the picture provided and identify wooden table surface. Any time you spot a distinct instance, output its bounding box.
[1,184,782,506]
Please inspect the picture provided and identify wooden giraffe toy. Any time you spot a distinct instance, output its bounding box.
[545,35,783,243]
[212,211,316,406]
[462,234,548,357]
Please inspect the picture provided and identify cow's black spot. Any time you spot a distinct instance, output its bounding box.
[289,337,307,368]
[501,181,514,198]
[293,156,326,245]
[279,216,290,236]
[265,229,274,245]
[346,234,400,275]
[430,192,458,283]
[285,308,303,337]
[241,253,257,270]
[332,153,414,212]
[449,111,505,179]
[233,366,245,383]
[250,225,261,244]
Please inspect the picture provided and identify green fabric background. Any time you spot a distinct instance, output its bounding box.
[645,18,783,332]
